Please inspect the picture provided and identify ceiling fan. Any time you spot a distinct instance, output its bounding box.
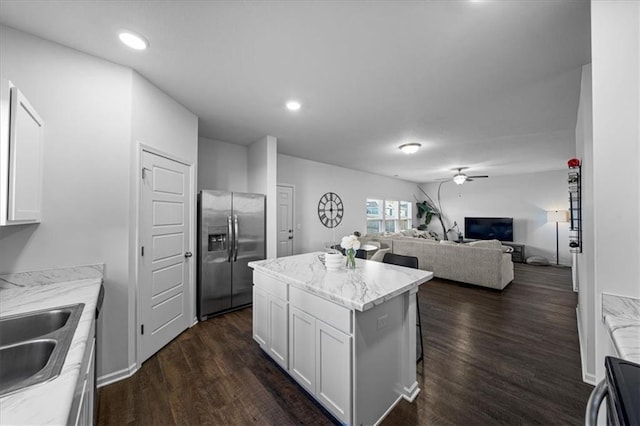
[447,168,489,185]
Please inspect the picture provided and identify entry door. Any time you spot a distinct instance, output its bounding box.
[277,185,294,257]
[140,149,191,363]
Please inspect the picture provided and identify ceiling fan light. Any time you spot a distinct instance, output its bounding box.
[399,143,421,154]
[453,174,466,185]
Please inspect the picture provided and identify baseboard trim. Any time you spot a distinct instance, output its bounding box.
[401,381,421,402]
[373,394,403,426]
[576,307,597,385]
[97,362,138,388]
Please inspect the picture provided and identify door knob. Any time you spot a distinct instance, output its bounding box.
[288,236,293,240]
[184,252,193,258]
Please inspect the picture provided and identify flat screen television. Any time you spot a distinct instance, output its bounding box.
[464,217,513,242]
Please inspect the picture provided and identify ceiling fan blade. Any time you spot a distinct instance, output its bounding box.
[466,178,474,182]
[467,175,489,179]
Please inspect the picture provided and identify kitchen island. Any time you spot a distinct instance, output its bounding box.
[248,252,433,426]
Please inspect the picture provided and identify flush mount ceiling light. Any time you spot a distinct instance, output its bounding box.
[398,143,421,154]
[286,100,301,111]
[118,31,149,50]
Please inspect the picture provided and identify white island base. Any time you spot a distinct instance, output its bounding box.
[249,253,433,425]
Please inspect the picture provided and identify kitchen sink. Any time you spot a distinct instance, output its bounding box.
[0,309,71,347]
[0,304,84,397]
[0,340,56,391]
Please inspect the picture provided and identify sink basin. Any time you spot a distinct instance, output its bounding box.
[0,309,71,347]
[0,304,84,397]
[0,340,56,391]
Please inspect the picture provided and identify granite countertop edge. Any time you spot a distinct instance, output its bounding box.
[249,253,433,312]
[0,267,103,425]
[602,293,640,364]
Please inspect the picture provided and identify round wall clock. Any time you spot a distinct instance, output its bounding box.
[317,192,344,228]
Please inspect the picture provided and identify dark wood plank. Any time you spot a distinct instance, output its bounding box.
[98,263,593,426]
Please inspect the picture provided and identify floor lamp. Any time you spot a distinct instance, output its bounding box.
[547,210,569,265]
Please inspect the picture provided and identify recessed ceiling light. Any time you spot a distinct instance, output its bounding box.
[399,143,421,154]
[286,100,301,111]
[118,31,148,50]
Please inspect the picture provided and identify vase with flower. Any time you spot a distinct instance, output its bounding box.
[340,234,361,269]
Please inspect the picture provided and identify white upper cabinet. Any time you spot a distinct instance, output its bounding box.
[1,78,44,226]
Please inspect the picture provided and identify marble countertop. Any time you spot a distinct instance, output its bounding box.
[249,252,433,311]
[602,293,640,364]
[0,265,104,425]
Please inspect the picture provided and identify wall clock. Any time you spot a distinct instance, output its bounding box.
[317,192,344,228]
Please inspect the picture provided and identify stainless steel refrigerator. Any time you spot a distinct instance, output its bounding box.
[197,190,266,320]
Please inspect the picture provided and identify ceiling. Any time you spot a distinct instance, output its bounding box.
[0,1,591,183]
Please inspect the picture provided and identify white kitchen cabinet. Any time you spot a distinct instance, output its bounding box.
[68,320,96,426]
[255,272,353,424]
[249,256,430,426]
[315,320,351,423]
[289,305,352,423]
[252,282,288,369]
[289,306,315,392]
[267,294,288,368]
[252,286,269,346]
[0,78,44,226]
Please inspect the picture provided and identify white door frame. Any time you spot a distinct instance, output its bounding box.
[277,183,295,256]
[133,142,196,369]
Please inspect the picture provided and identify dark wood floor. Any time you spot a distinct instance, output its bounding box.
[97,263,593,425]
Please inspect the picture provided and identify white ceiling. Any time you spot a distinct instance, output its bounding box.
[0,1,590,183]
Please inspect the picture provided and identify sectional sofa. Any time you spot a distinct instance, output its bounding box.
[363,234,514,290]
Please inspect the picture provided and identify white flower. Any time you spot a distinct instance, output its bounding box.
[340,235,361,251]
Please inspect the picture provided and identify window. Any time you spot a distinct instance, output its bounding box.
[366,198,412,234]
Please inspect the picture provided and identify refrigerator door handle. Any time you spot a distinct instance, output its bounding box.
[227,215,233,262]
[234,214,239,262]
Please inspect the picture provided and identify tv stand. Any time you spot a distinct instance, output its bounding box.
[501,242,525,263]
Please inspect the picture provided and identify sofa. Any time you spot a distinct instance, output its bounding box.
[362,234,514,290]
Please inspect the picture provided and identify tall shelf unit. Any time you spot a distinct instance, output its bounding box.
[568,164,582,253]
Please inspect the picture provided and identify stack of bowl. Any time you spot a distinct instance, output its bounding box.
[324,252,343,271]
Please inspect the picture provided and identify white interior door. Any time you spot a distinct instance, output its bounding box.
[277,185,294,257]
[140,149,191,363]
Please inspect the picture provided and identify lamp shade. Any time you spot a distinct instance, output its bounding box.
[547,210,569,223]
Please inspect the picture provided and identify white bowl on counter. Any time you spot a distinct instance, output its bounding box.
[324,252,343,271]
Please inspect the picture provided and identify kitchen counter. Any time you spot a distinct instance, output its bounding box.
[602,293,640,364]
[249,253,433,425]
[248,252,433,311]
[0,265,104,425]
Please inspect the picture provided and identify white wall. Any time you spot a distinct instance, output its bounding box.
[198,136,247,192]
[421,171,571,265]
[248,136,277,259]
[0,25,132,378]
[575,63,596,382]
[130,71,198,371]
[277,154,419,254]
[591,0,640,382]
[0,26,199,381]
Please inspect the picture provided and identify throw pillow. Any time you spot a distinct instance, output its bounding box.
[370,248,391,262]
[467,239,502,249]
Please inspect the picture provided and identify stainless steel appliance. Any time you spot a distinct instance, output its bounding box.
[197,190,266,320]
[585,356,640,426]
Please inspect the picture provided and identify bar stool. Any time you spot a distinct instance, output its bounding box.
[382,252,424,364]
